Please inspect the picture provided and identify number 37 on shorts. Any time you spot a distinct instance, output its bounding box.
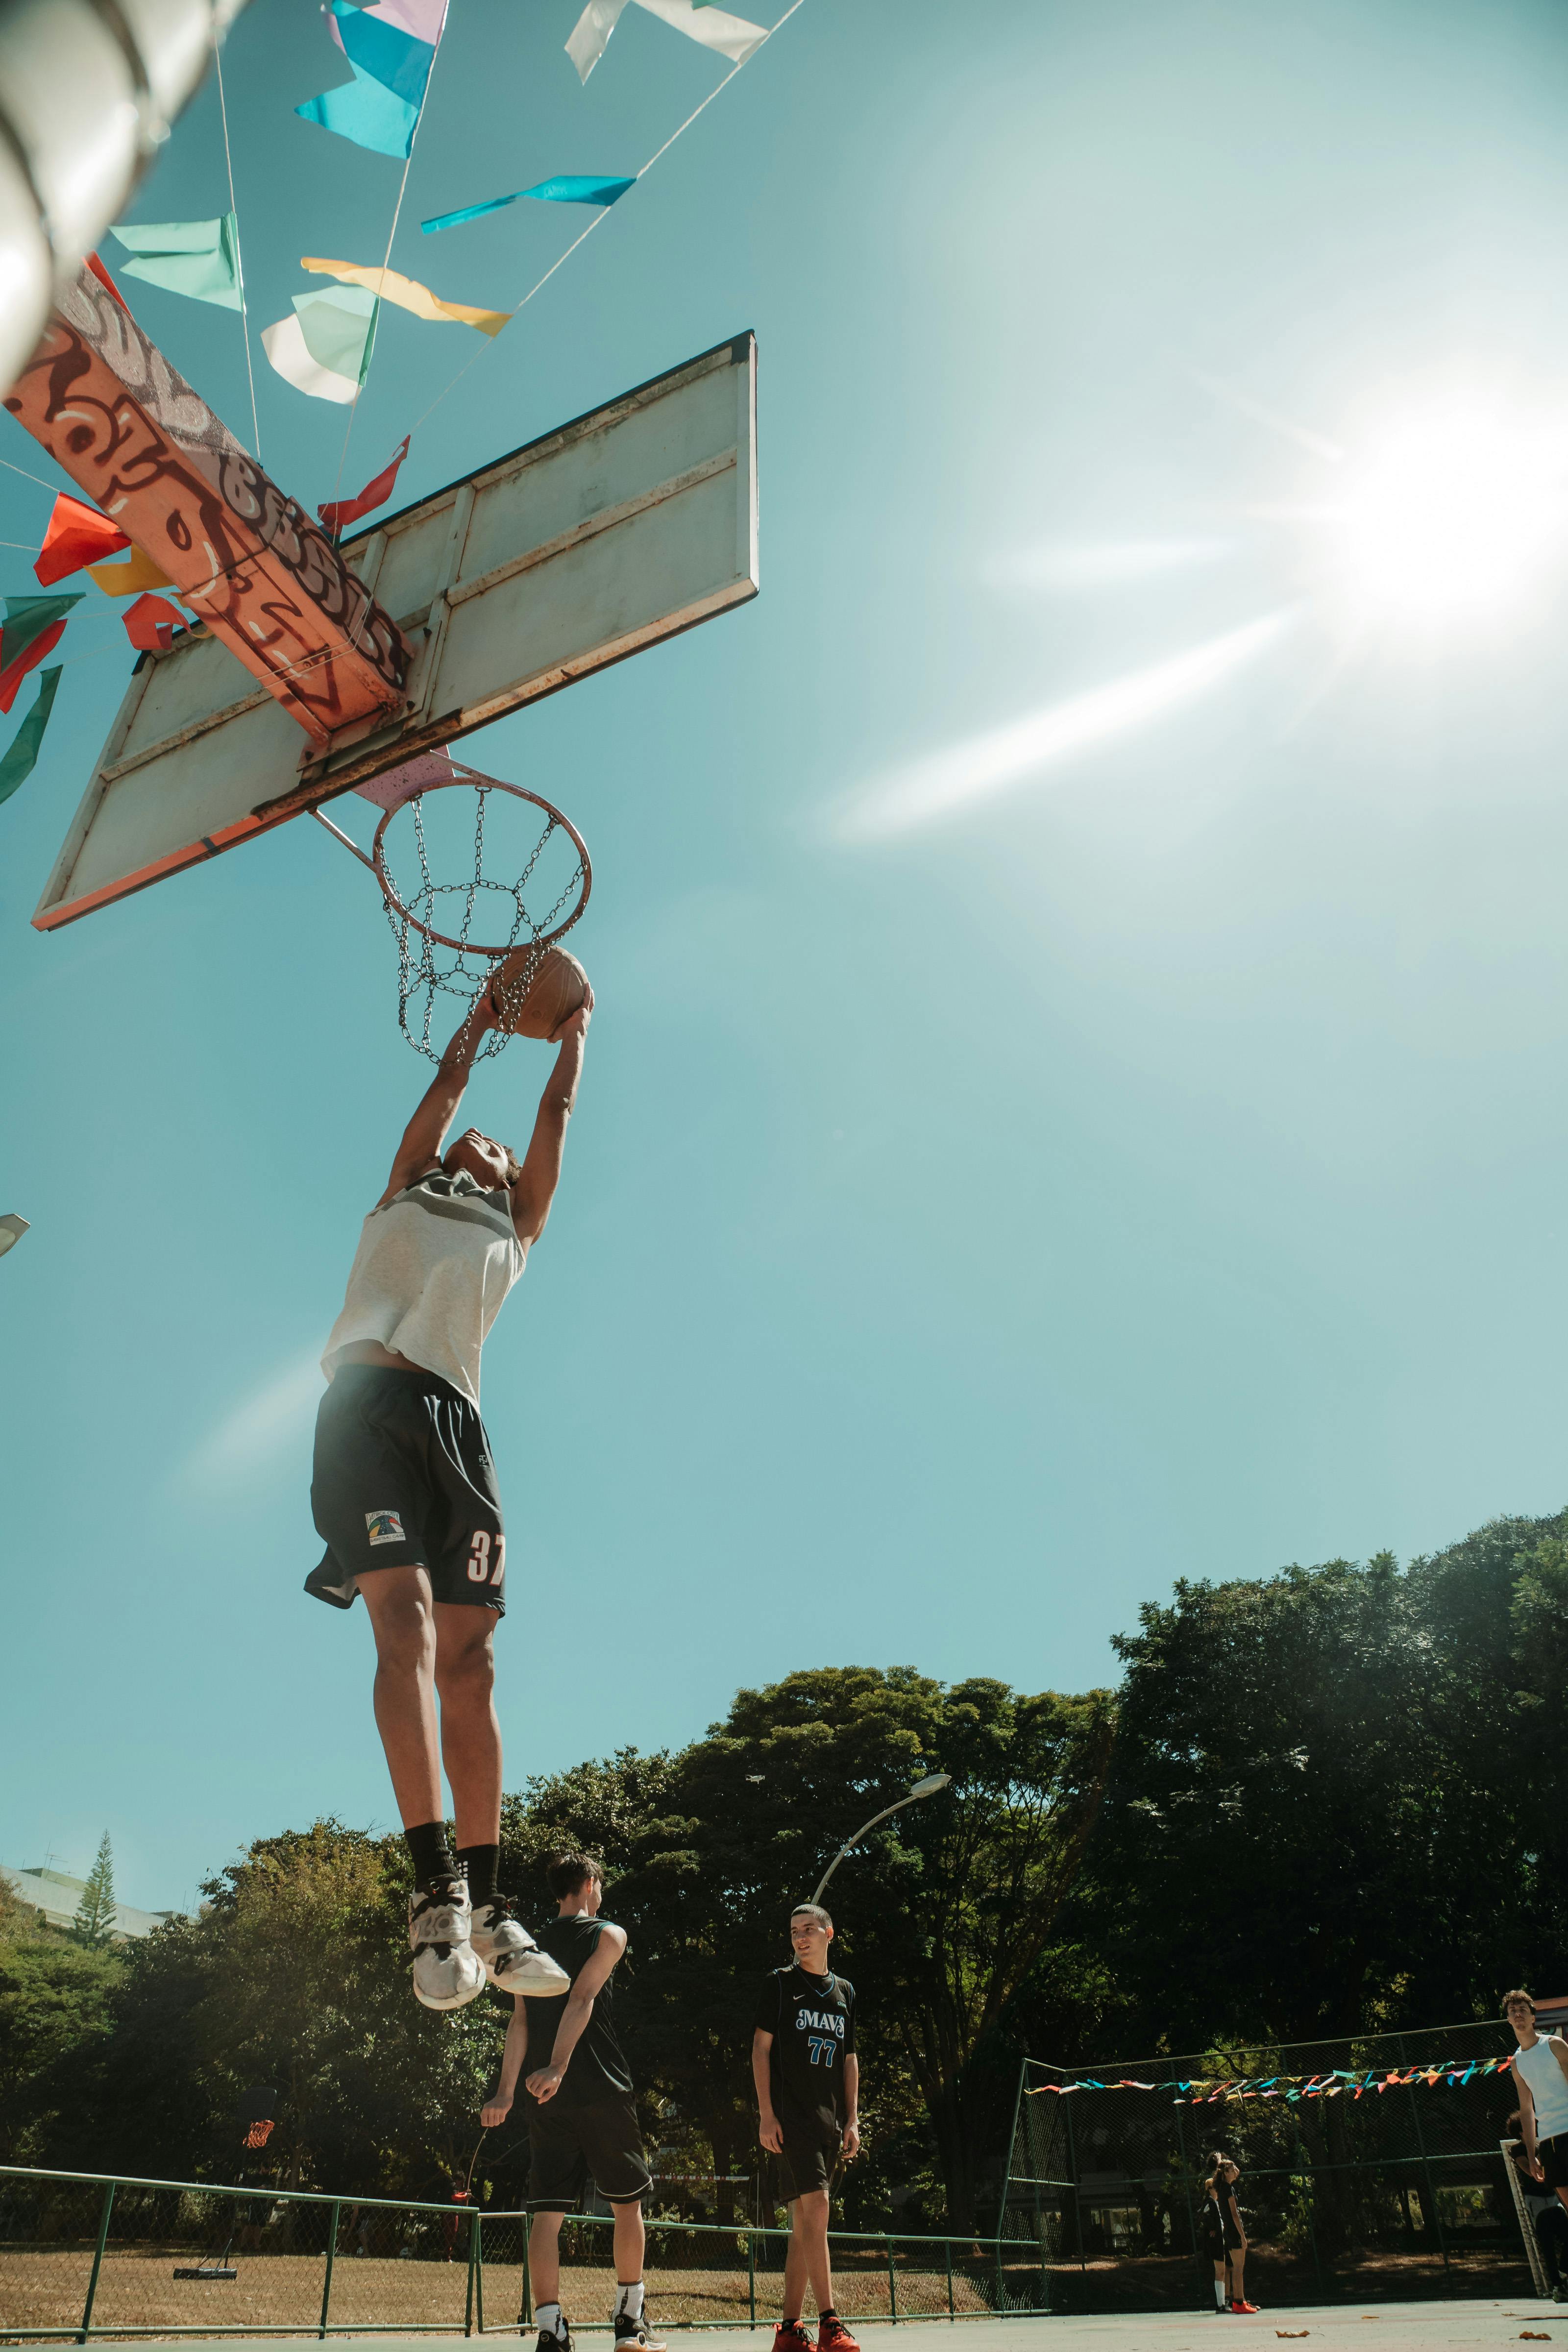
[467,1530,505,1588]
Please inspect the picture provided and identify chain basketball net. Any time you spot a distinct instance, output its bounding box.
[377,777,589,1062]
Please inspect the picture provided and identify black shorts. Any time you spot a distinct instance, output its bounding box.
[1540,2134,1568,2192]
[525,2095,651,2212]
[305,1364,507,1614]
[776,2132,840,2201]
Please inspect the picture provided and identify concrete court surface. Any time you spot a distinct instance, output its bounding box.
[118,2304,1568,2352]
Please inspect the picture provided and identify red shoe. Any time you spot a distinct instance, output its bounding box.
[819,2322,860,2352]
[773,2327,813,2352]
[1230,2302,1259,2316]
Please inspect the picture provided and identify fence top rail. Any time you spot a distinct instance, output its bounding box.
[1024,2018,1514,2078]
[0,2165,1039,2253]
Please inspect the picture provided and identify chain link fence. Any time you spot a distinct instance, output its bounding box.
[0,2168,1045,2339]
[1001,2021,1545,2313]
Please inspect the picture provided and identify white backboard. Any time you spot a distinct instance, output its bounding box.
[34,332,758,930]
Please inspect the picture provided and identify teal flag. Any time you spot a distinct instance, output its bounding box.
[422,174,635,234]
[111,216,243,310]
[0,666,62,808]
[0,595,82,674]
[294,284,378,382]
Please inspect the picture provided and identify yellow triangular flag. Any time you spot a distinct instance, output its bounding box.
[87,545,174,595]
[300,257,510,338]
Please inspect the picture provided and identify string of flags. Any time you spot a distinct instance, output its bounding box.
[0,0,789,809]
[1029,2056,1518,2105]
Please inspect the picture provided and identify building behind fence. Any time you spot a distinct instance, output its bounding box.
[1000,2018,1548,2313]
[0,2167,1047,2340]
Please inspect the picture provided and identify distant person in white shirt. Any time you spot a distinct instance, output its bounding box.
[1508,1989,1568,2218]
[305,983,590,2012]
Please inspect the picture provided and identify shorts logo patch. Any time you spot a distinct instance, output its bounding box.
[366,1510,406,1546]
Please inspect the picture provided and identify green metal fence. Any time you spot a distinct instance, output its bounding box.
[999,2020,1546,2313]
[0,2169,1048,2341]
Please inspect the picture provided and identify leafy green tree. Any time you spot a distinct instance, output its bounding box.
[1063,1509,1568,2056]
[73,1834,117,1948]
[0,1871,124,2162]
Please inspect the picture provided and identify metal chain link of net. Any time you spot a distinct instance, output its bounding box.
[381,784,587,1060]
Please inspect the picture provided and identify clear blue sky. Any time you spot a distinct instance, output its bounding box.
[5,0,1568,1913]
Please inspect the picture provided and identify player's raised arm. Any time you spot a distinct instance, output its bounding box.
[510,994,592,1247]
[377,993,495,1207]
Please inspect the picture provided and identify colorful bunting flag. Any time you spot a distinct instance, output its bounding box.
[85,251,130,310]
[110,216,242,310]
[565,0,765,85]
[0,664,62,808]
[86,546,175,595]
[297,0,439,158]
[34,493,129,586]
[301,257,508,335]
[422,174,635,234]
[0,596,81,713]
[123,594,186,653]
[262,285,378,403]
[318,436,412,532]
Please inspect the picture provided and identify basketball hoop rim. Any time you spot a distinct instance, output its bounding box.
[369,763,592,959]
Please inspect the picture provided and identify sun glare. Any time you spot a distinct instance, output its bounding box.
[1323,399,1568,629]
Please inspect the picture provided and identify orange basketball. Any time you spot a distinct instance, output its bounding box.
[491,945,590,1039]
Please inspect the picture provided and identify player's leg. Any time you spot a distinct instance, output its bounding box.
[359,1569,485,2012]
[528,2209,568,2348]
[428,1411,564,1996]
[581,2104,662,2351]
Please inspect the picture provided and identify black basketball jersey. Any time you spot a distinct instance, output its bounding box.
[753,1964,857,2141]
[516,1914,633,2110]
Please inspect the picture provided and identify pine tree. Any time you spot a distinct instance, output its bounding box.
[73,1834,117,1947]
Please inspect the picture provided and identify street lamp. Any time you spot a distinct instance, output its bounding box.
[808,1772,952,1908]
[0,1214,28,1259]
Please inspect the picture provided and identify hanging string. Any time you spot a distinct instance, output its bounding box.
[0,452,64,496]
[404,0,808,442]
[327,0,453,521]
[212,26,263,463]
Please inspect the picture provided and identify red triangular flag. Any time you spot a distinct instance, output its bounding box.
[123,594,184,653]
[0,620,68,713]
[35,492,130,586]
[318,437,411,534]
[85,251,130,311]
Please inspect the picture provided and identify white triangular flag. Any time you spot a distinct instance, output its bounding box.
[260,313,362,404]
[566,0,765,82]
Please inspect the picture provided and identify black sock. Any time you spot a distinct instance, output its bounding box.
[405,1821,456,1886]
[457,1843,500,1907]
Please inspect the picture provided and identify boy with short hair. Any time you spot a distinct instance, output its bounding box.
[482,1852,662,2352]
[1508,1989,1568,2229]
[751,1903,861,2352]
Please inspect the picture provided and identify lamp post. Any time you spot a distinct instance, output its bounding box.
[0,1214,28,1258]
[809,1773,952,1908]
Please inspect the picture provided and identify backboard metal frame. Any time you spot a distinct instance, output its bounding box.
[33,330,758,931]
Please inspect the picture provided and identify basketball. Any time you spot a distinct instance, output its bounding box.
[490,944,590,1039]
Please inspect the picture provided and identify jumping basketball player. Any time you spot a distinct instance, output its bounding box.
[305,983,591,2011]
[752,1904,861,2352]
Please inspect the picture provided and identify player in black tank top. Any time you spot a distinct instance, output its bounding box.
[481,1854,662,2352]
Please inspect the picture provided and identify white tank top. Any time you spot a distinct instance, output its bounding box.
[1515,2036,1568,2143]
[322,1166,525,1408]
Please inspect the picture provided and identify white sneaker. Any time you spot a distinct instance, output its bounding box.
[409,1875,486,2011]
[470,1896,570,1996]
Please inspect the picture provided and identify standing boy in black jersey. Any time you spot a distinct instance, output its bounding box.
[481,1854,663,2352]
[751,1904,861,2352]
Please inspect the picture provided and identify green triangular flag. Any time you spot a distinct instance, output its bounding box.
[0,665,62,807]
[293,284,378,384]
[111,216,243,311]
[0,595,83,673]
